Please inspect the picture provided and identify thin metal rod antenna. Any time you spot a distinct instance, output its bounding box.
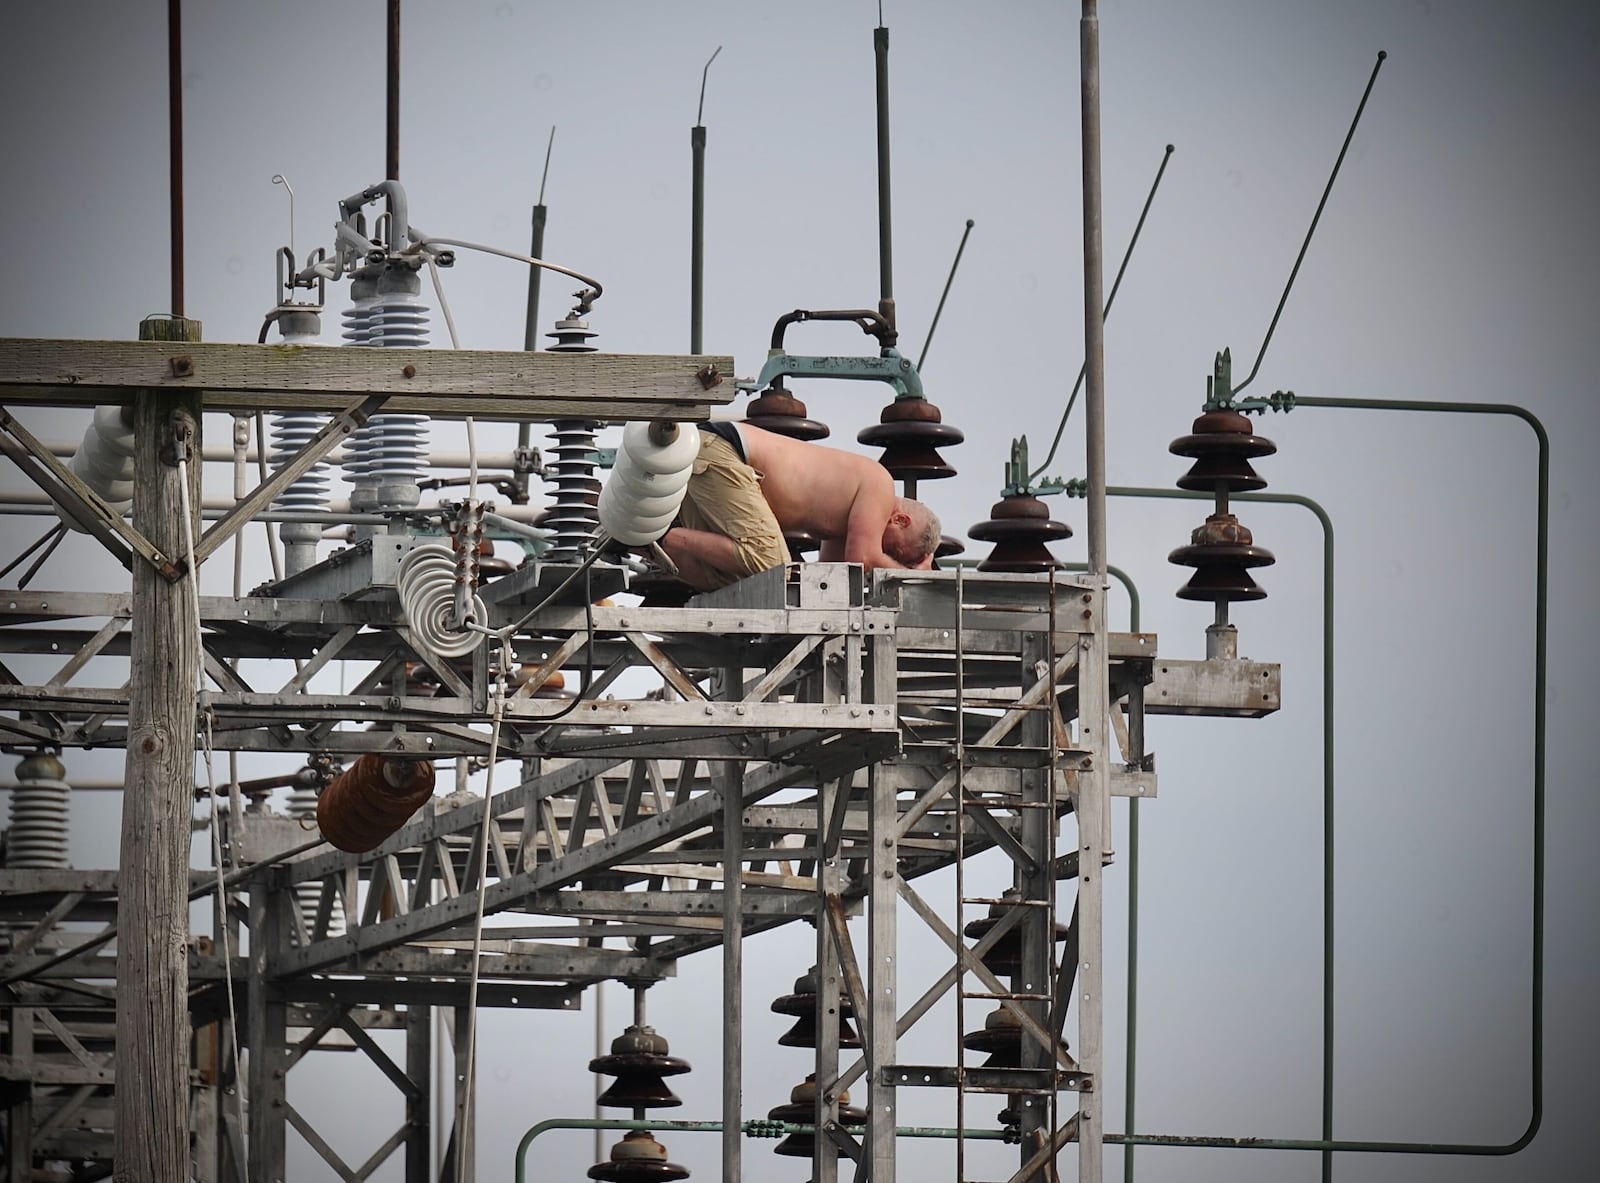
[1233,50,1386,396]
[916,219,975,372]
[0,522,67,584]
[538,126,556,205]
[874,19,895,328]
[1030,142,1175,481]
[272,174,295,265]
[696,45,721,126]
[167,0,185,317]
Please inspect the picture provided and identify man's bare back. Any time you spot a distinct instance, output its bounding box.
[655,423,940,590]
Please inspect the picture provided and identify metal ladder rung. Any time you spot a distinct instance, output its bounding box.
[961,895,1051,908]
[960,990,1053,1002]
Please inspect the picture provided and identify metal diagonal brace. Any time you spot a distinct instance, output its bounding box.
[0,406,176,579]
[192,392,388,564]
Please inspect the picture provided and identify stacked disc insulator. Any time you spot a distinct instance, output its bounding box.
[963,1004,1024,1070]
[587,1130,688,1183]
[591,1024,690,1110]
[547,314,599,353]
[962,889,1070,977]
[770,965,861,1049]
[589,1025,691,1181]
[968,494,1073,572]
[857,396,962,485]
[767,1074,868,1158]
[1167,408,1277,603]
[537,422,603,564]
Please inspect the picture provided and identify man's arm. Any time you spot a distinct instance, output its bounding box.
[838,468,909,571]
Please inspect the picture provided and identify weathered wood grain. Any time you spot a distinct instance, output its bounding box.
[0,338,736,419]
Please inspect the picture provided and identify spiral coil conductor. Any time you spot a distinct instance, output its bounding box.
[6,753,70,870]
[397,543,487,659]
[55,406,135,533]
[596,422,699,547]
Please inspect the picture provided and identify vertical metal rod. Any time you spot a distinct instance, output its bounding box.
[167,0,184,317]
[691,125,707,354]
[873,23,896,330]
[691,48,718,355]
[1080,0,1107,581]
[720,705,744,1183]
[520,128,555,494]
[387,0,402,181]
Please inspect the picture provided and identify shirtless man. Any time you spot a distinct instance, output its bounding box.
[655,421,941,591]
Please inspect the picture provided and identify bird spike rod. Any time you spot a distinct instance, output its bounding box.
[1233,50,1387,397]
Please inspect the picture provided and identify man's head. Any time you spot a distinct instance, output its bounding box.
[883,497,942,569]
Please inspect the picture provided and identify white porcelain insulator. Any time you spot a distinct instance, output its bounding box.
[596,422,697,546]
[397,544,485,658]
[56,406,136,532]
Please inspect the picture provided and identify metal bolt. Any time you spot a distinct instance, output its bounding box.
[169,355,194,377]
[402,363,417,379]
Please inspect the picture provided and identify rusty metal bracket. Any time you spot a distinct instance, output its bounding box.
[191,392,388,565]
[0,406,182,581]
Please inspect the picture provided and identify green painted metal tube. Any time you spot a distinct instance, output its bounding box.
[512,1117,1012,1183]
[1095,391,1546,1162]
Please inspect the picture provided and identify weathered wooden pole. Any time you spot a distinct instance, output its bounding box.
[115,313,203,1181]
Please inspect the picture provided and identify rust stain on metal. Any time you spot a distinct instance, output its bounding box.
[169,355,194,377]
[696,364,722,389]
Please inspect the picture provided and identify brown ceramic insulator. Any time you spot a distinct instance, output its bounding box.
[586,1131,690,1182]
[785,530,822,560]
[475,537,515,577]
[315,755,437,854]
[935,534,965,559]
[771,968,862,1049]
[858,398,963,480]
[513,666,572,701]
[744,386,830,441]
[962,1006,1024,1069]
[969,494,1074,572]
[1169,512,1275,602]
[591,1025,691,1109]
[1174,562,1269,602]
[1169,408,1276,492]
[770,1076,866,1157]
[962,896,1070,976]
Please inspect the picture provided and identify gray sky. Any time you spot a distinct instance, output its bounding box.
[2,2,1597,1181]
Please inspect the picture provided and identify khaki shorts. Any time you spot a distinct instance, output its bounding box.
[676,431,789,589]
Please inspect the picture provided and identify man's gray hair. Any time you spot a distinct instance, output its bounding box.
[898,497,942,563]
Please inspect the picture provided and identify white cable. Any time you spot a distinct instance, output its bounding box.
[454,636,510,1183]
[178,451,250,1179]
[409,233,603,303]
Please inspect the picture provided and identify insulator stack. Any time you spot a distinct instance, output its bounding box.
[586,1131,688,1182]
[512,666,572,701]
[6,752,70,869]
[539,422,604,563]
[768,1074,867,1158]
[857,396,963,484]
[315,754,436,854]
[590,1024,691,1111]
[770,965,861,1049]
[287,767,344,937]
[743,385,830,441]
[270,409,332,576]
[1167,408,1277,610]
[968,494,1073,572]
[344,265,429,516]
[962,889,1070,976]
[55,406,135,533]
[597,422,698,547]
